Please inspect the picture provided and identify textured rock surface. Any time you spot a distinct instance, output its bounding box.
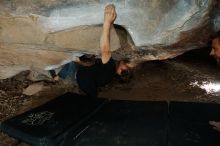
[0,0,219,79]
[211,1,220,31]
[22,82,44,96]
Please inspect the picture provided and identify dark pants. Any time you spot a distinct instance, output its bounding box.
[58,62,80,84]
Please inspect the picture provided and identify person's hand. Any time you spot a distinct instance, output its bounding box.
[209,121,220,132]
[104,4,117,25]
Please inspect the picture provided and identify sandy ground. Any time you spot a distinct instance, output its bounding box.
[1,47,220,145]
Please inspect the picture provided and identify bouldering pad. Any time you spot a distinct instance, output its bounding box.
[169,102,220,146]
[0,93,107,146]
[73,101,168,146]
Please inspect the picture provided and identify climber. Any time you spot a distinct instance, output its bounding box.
[209,31,220,132]
[49,4,134,97]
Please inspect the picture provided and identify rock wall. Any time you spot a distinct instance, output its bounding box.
[0,0,219,79]
[211,1,220,31]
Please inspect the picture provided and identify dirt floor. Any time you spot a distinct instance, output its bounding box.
[1,47,220,145]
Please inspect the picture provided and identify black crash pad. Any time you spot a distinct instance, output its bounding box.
[72,101,168,146]
[169,102,220,146]
[2,95,220,146]
[0,93,107,146]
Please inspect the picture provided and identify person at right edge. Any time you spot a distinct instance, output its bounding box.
[209,31,220,132]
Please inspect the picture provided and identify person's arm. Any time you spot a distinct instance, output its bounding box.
[209,121,220,131]
[100,4,117,64]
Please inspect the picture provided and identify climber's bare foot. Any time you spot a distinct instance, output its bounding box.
[53,75,59,81]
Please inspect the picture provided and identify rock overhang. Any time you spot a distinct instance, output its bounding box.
[0,0,219,79]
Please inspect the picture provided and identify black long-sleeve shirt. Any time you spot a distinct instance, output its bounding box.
[76,58,116,97]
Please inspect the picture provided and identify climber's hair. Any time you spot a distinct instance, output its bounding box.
[116,59,134,83]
